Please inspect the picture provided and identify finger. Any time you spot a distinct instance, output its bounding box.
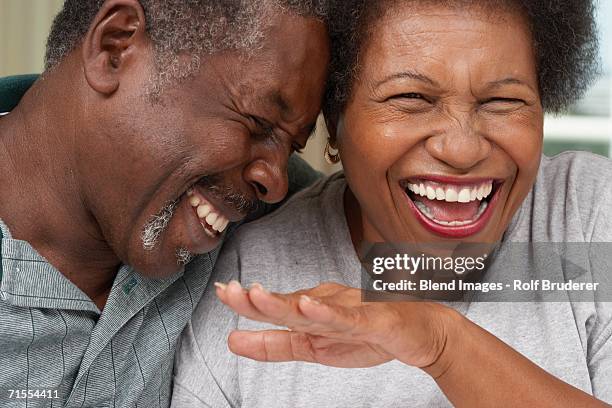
[297,295,354,331]
[227,330,317,363]
[247,283,364,332]
[228,330,391,368]
[243,285,369,337]
[247,284,315,329]
[297,295,380,340]
[305,282,349,298]
[215,281,271,324]
[220,282,370,336]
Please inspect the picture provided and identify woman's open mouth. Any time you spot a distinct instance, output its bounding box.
[401,177,503,238]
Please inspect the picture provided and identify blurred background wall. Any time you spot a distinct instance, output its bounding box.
[0,0,63,76]
[0,0,610,173]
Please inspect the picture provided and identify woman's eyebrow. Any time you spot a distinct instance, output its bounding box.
[484,77,537,93]
[373,70,440,90]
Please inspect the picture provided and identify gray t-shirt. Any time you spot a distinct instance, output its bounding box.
[172,152,612,407]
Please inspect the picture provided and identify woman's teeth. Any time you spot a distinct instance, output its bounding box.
[406,181,493,203]
[405,180,495,227]
[187,191,229,236]
[415,200,488,226]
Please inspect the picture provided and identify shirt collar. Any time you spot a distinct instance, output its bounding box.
[0,219,12,238]
[0,219,188,314]
[0,219,99,312]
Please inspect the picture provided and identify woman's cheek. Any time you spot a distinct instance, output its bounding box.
[482,109,543,171]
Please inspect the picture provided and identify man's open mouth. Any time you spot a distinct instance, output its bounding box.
[186,188,231,239]
[401,178,503,238]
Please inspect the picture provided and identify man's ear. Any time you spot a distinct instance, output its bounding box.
[82,0,147,95]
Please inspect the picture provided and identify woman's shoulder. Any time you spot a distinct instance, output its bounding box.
[520,152,612,241]
[208,171,351,295]
[228,172,347,251]
[540,151,612,183]
[211,172,348,284]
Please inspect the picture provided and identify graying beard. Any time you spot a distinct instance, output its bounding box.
[176,248,194,266]
[141,200,179,251]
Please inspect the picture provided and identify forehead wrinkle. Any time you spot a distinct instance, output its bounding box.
[373,16,529,92]
[378,5,502,54]
[384,9,491,38]
[376,27,476,64]
[389,26,490,53]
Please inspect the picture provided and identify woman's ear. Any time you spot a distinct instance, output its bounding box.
[324,112,340,147]
[82,0,147,95]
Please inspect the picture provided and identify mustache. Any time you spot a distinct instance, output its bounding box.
[197,175,260,215]
[139,174,258,259]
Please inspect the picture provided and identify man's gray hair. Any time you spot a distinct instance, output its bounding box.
[45,0,329,93]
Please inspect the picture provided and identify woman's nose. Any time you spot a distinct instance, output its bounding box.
[243,147,290,204]
[425,117,492,170]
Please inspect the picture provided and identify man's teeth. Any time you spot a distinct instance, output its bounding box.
[415,200,489,226]
[187,193,229,235]
[407,181,493,203]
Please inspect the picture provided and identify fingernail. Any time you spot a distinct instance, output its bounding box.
[214,282,227,291]
[301,295,321,305]
[250,282,269,293]
[229,280,248,293]
[229,280,242,288]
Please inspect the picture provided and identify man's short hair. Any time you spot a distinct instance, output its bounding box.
[45,0,329,94]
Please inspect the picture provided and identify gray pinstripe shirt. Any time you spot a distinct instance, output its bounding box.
[0,219,220,408]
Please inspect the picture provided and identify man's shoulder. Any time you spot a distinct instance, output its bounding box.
[0,74,39,112]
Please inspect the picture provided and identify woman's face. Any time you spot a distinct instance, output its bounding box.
[338,4,543,244]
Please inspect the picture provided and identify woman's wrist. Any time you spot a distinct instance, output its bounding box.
[419,305,467,380]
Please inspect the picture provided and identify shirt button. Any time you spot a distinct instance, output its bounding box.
[123,277,138,295]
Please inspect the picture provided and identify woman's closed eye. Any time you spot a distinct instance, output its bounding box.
[480,97,526,113]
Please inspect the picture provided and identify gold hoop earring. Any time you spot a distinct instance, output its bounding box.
[324,141,341,164]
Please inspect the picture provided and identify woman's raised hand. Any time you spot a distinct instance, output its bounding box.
[215,281,457,373]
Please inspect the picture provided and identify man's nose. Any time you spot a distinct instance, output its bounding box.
[243,145,289,204]
[424,115,492,170]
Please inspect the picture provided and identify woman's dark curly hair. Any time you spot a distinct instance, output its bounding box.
[324,0,599,117]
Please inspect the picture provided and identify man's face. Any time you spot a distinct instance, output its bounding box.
[79,13,329,277]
